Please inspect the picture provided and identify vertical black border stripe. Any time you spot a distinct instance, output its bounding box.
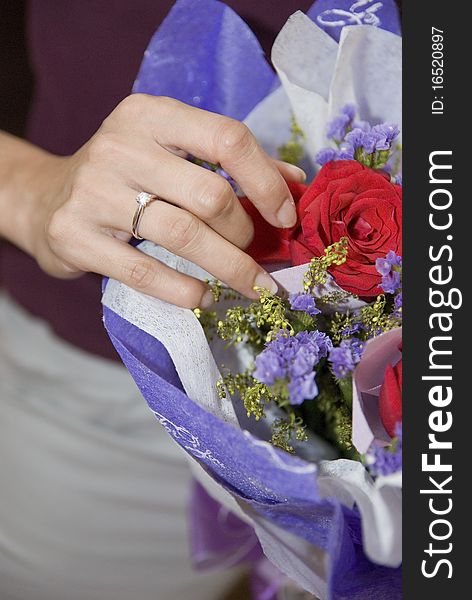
[404,2,468,597]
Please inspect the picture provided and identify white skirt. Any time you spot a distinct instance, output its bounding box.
[0,293,239,600]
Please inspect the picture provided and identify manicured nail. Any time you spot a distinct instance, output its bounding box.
[200,289,215,309]
[283,162,307,182]
[254,272,278,294]
[276,198,297,228]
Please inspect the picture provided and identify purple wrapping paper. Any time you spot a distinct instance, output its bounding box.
[133,0,277,120]
[103,1,402,597]
[189,480,263,569]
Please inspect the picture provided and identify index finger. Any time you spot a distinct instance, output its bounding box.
[137,96,298,229]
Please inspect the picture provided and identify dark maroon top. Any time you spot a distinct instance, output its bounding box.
[0,0,313,360]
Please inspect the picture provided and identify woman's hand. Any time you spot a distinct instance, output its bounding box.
[1,95,305,308]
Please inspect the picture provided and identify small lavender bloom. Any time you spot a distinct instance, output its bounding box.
[394,292,403,310]
[329,346,354,379]
[252,353,285,386]
[344,122,400,156]
[344,127,366,150]
[289,293,321,317]
[329,338,365,379]
[315,147,338,165]
[340,322,362,337]
[326,114,351,141]
[372,123,400,145]
[393,291,403,319]
[351,120,371,132]
[294,331,332,362]
[338,143,355,160]
[288,372,318,406]
[375,258,392,277]
[349,337,365,360]
[385,250,402,266]
[376,252,402,294]
[377,123,399,152]
[381,270,402,294]
[326,105,357,142]
[361,131,381,154]
[394,174,403,186]
[368,423,402,476]
[341,103,357,120]
[253,330,332,405]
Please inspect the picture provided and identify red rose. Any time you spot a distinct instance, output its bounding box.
[379,358,402,438]
[291,161,402,297]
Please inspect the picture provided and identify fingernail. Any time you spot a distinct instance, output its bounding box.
[277,198,297,228]
[200,289,215,309]
[254,272,278,294]
[283,162,307,182]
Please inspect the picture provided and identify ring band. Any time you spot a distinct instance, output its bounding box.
[132,192,158,240]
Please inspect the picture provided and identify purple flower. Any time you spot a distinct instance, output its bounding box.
[288,372,318,405]
[329,338,365,379]
[344,127,366,149]
[315,147,338,165]
[376,259,393,277]
[368,423,402,476]
[386,250,402,266]
[317,107,401,171]
[340,323,362,337]
[326,114,351,142]
[338,143,355,160]
[394,292,402,310]
[375,251,402,295]
[253,330,332,405]
[352,120,371,132]
[372,123,400,145]
[393,291,402,318]
[343,122,400,159]
[289,293,321,317]
[326,104,356,141]
[341,103,357,120]
[360,131,379,154]
[381,271,402,295]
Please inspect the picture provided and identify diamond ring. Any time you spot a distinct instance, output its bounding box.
[131,192,158,240]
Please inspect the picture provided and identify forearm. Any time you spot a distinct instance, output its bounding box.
[0,130,57,256]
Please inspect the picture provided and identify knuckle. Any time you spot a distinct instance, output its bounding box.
[124,258,158,290]
[46,208,70,247]
[67,168,93,210]
[218,121,253,156]
[46,198,88,255]
[197,177,234,220]
[87,132,122,162]
[153,95,178,115]
[177,280,204,308]
[114,93,149,119]
[167,214,202,253]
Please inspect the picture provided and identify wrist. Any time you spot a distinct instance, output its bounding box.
[0,133,65,257]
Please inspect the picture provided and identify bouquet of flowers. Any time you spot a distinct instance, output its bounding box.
[102,1,402,598]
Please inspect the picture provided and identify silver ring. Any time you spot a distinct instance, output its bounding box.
[132,192,158,240]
